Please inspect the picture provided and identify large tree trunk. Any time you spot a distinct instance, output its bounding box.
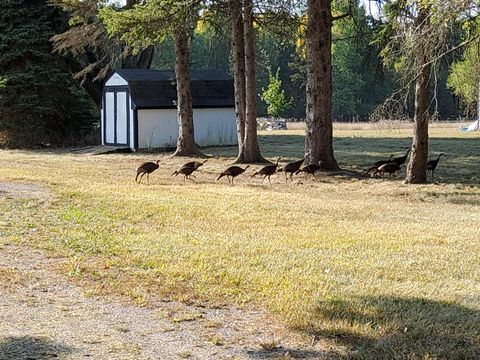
[173,23,201,156]
[242,0,264,162]
[477,79,480,123]
[230,0,246,162]
[304,0,338,170]
[64,56,104,107]
[406,63,430,183]
[406,8,430,184]
[122,46,154,69]
[125,0,138,8]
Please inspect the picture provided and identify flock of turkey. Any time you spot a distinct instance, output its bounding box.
[135,150,445,184]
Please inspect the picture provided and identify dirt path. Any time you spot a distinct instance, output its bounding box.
[0,244,325,360]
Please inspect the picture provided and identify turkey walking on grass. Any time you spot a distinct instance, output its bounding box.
[277,158,305,182]
[217,165,250,185]
[251,158,281,184]
[426,153,445,180]
[135,160,160,184]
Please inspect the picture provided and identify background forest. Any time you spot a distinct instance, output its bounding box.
[0,0,478,147]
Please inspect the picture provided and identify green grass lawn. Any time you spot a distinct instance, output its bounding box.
[1,126,479,358]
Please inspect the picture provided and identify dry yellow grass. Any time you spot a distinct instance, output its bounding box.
[286,119,473,131]
[1,127,479,358]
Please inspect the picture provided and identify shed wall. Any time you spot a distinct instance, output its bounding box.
[106,73,128,86]
[138,109,178,149]
[130,107,134,148]
[193,108,237,146]
[137,108,237,149]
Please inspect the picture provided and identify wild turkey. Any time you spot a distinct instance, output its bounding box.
[277,158,305,182]
[172,165,199,181]
[372,162,402,178]
[251,158,281,184]
[180,159,207,170]
[171,159,207,181]
[366,155,394,176]
[135,160,160,184]
[392,149,411,166]
[217,165,250,185]
[426,153,445,179]
[295,162,322,179]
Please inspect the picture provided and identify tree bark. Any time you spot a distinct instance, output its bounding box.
[230,0,246,162]
[242,0,264,163]
[304,0,339,170]
[63,56,104,107]
[406,7,430,184]
[172,23,202,156]
[477,79,480,123]
[125,0,138,8]
[122,46,155,69]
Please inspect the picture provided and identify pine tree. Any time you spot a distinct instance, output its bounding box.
[0,0,95,147]
[101,0,203,157]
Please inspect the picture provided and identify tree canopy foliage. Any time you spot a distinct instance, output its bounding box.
[100,0,200,52]
[448,39,480,113]
[261,68,293,118]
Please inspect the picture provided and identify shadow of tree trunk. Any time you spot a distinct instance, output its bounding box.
[308,296,480,359]
[0,336,75,359]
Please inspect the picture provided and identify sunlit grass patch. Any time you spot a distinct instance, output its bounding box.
[0,127,479,358]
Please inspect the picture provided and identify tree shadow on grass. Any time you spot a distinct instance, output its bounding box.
[251,135,479,185]
[245,347,326,359]
[309,296,480,359]
[0,336,74,360]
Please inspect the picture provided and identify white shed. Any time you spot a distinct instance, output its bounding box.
[101,69,237,150]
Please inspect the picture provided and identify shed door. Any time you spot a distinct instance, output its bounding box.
[104,92,114,144]
[104,89,129,146]
[116,92,127,144]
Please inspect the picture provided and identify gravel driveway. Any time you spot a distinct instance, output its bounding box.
[0,243,325,360]
[0,181,325,359]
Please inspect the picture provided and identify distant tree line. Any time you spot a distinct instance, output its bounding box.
[1,0,479,183]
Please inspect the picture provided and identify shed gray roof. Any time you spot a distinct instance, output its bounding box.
[114,69,235,109]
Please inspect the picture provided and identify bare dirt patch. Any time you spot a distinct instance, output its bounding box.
[0,244,325,359]
[0,182,51,200]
